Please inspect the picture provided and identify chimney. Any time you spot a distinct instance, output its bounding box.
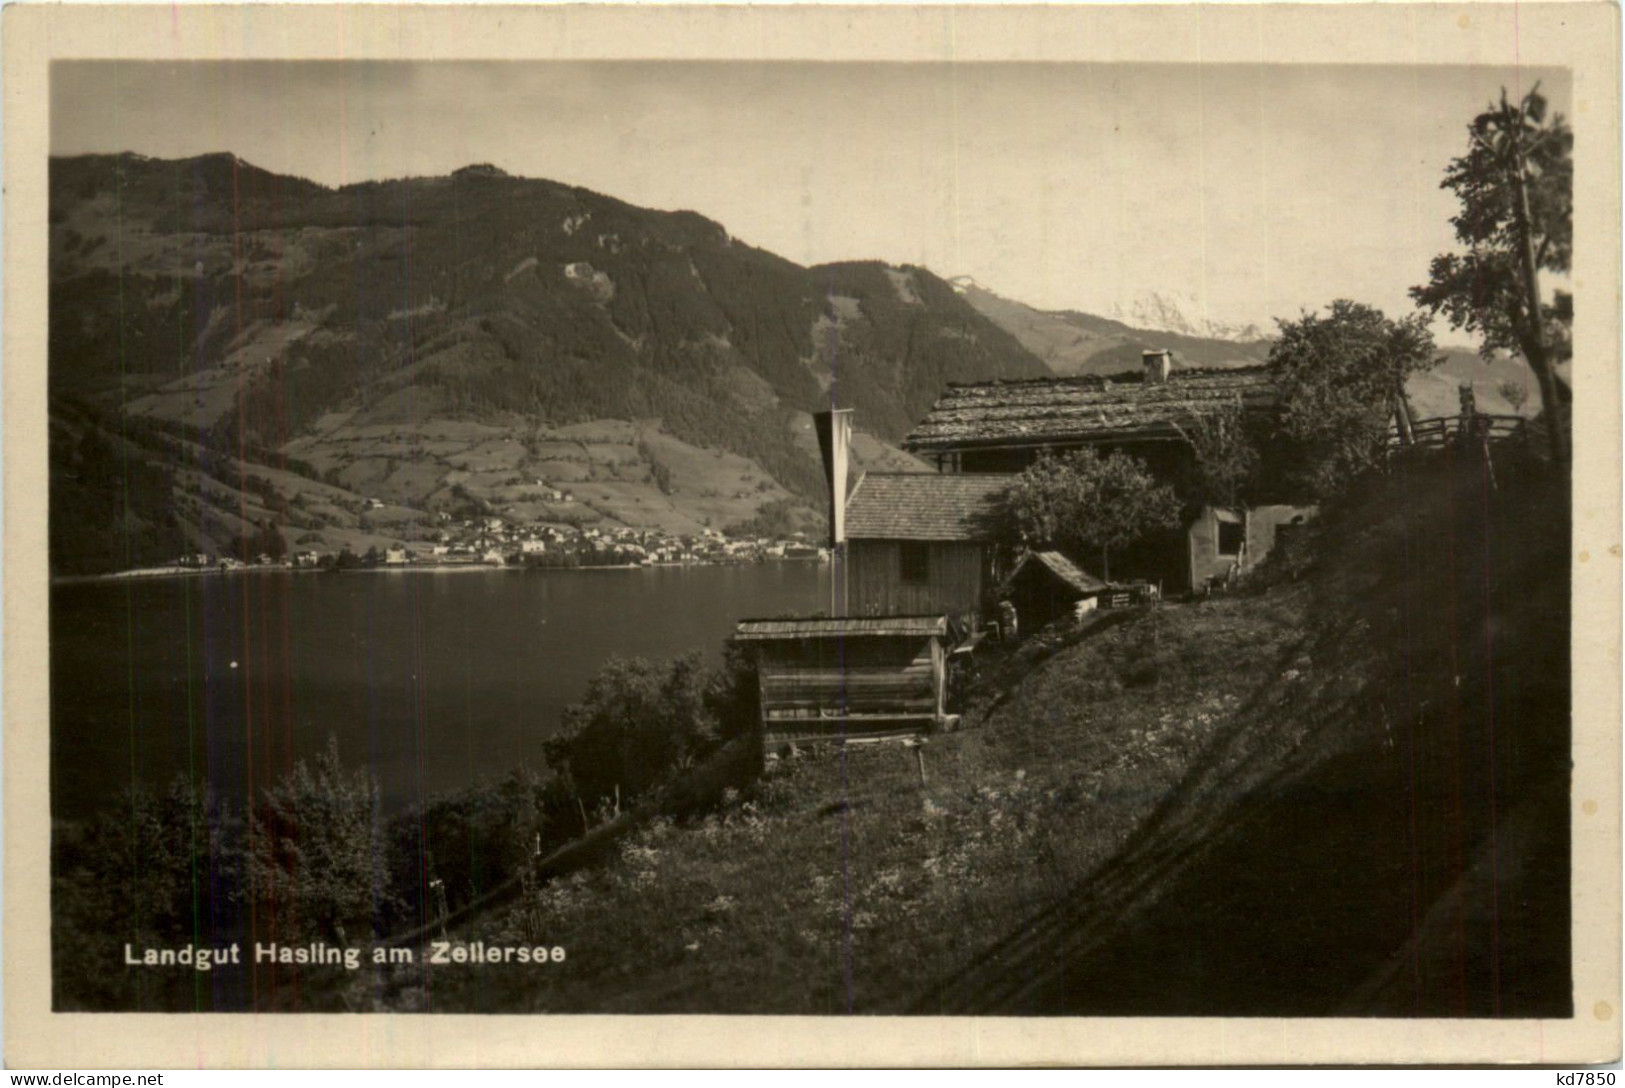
[813,408,853,548]
[1143,349,1173,384]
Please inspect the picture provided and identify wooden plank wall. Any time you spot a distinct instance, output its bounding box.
[846,540,987,626]
[763,719,929,746]
[758,636,937,719]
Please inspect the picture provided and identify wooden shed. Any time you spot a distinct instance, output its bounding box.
[1000,550,1111,630]
[733,615,952,750]
[842,472,1015,633]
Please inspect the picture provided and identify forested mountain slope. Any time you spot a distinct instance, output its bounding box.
[49,153,1048,571]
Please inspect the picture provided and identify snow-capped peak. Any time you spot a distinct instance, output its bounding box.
[1109,291,1268,343]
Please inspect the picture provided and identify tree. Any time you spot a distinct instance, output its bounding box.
[1268,300,1439,499]
[248,736,392,946]
[53,777,241,1009]
[704,639,762,743]
[542,653,720,809]
[393,769,549,917]
[998,447,1181,580]
[235,521,286,561]
[1175,398,1261,509]
[1412,84,1572,464]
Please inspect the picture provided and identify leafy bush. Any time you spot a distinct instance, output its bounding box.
[1268,300,1438,500]
[543,653,722,809]
[998,447,1181,581]
[389,769,550,919]
[248,737,394,945]
[52,778,241,1009]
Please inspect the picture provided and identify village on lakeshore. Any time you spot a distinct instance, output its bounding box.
[83,517,828,581]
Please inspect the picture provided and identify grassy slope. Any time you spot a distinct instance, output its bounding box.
[936,452,1569,1019]
[49,402,813,570]
[316,447,1567,1018]
[341,596,1300,1013]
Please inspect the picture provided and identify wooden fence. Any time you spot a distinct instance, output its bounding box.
[1386,414,1536,458]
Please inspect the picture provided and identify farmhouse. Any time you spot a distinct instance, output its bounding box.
[731,371,1305,753]
[731,409,994,752]
[903,350,1316,593]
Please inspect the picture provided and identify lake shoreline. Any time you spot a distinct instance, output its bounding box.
[51,556,825,587]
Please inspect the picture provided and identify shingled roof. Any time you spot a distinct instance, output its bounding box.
[902,366,1279,454]
[843,472,1015,542]
[734,615,950,640]
[1005,550,1110,596]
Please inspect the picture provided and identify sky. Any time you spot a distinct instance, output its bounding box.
[53,60,1570,335]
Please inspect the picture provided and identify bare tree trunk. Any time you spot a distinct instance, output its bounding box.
[1507,108,1569,466]
[1393,386,1416,446]
[1522,334,1568,467]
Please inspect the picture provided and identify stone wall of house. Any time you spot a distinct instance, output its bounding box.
[1246,504,1316,565]
[1189,504,1316,590]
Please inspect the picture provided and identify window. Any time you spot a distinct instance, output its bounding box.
[899,542,931,585]
[1217,519,1245,557]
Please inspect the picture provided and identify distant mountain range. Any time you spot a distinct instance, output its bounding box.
[48,152,1539,575]
[948,276,1273,373]
[948,276,1540,420]
[1107,291,1270,343]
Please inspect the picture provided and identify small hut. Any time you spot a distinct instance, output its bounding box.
[734,615,953,750]
[1000,550,1111,630]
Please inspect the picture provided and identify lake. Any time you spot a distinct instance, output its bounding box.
[50,563,830,822]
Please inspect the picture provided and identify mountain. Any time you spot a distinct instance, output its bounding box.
[48,153,1049,574]
[949,276,1272,374]
[1108,290,1268,343]
[48,153,1541,577]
